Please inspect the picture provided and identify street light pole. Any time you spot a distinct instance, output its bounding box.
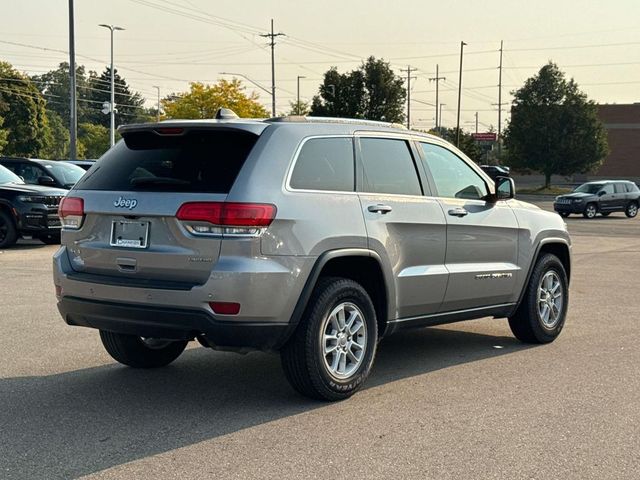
[439,103,446,128]
[68,0,77,160]
[296,75,306,115]
[456,41,467,147]
[99,24,124,147]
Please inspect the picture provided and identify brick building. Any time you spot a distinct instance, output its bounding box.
[596,104,640,178]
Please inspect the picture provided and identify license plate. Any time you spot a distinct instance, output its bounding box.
[110,220,149,249]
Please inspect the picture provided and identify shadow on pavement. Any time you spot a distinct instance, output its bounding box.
[0,326,528,479]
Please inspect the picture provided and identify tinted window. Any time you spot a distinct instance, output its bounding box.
[600,183,614,194]
[420,143,488,200]
[290,137,354,191]
[359,138,422,195]
[574,183,602,194]
[614,183,627,194]
[16,163,46,184]
[37,161,85,187]
[75,130,258,193]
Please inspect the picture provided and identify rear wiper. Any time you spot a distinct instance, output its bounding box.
[130,177,191,186]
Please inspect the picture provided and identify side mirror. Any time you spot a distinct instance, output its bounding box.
[495,176,515,200]
[37,175,56,186]
[597,190,606,197]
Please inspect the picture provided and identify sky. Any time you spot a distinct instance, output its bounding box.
[1,0,639,131]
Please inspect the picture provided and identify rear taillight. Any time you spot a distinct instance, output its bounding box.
[58,197,84,230]
[176,202,276,236]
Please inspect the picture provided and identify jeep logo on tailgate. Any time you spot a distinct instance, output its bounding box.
[113,197,138,210]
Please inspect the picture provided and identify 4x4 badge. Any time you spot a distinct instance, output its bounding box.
[113,197,138,210]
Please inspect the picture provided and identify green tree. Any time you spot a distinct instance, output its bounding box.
[41,110,70,159]
[32,62,92,126]
[79,122,111,159]
[310,57,406,123]
[504,62,608,187]
[85,67,145,127]
[288,100,310,116]
[163,79,269,119]
[0,62,49,157]
[0,115,8,155]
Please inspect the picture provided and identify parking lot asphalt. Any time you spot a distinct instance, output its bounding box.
[1,201,638,479]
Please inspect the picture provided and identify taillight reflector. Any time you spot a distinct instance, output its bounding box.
[176,202,276,227]
[58,197,84,217]
[209,302,241,315]
[154,127,184,135]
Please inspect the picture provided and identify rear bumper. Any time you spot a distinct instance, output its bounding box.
[58,296,290,351]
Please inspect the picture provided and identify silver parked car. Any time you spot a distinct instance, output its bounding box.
[53,113,571,401]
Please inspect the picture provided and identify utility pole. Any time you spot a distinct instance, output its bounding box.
[401,65,417,129]
[456,41,467,147]
[260,19,285,117]
[429,64,446,129]
[475,111,479,134]
[439,103,446,128]
[296,75,306,115]
[99,24,124,147]
[68,0,77,160]
[497,40,504,158]
[153,86,160,122]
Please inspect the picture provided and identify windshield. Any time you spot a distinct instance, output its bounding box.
[37,161,86,186]
[0,165,24,184]
[574,183,603,194]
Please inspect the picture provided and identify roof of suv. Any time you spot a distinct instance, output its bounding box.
[118,116,443,142]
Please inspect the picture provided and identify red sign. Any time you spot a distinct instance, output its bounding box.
[472,132,497,142]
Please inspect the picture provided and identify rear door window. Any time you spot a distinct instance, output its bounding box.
[614,183,627,194]
[74,129,259,193]
[358,137,422,196]
[290,137,354,191]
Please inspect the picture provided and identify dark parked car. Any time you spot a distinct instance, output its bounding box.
[480,165,510,181]
[0,164,67,248]
[0,157,86,189]
[64,160,97,171]
[554,180,639,219]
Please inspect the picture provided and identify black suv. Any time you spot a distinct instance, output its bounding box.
[554,180,640,219]
[0,165,67,248]
[0,157,86,190]
[480,165,510,181]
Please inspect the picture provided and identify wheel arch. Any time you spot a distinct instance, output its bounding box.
[511,238,571,315]
[285,249,393,343]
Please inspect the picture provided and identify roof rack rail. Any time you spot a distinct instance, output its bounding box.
[264,116,407,130]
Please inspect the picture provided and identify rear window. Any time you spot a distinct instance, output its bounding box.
[290,137,354,191]
[74,129,258,193]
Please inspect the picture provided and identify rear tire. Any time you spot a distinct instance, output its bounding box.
[558,212,570,218]
[0,210,18,249]
[508,253,568,344]
[625,202,638,218]
[583,203,597,219]
[600,212,611,217]
[281,277,378,401]
[99,331,188,368]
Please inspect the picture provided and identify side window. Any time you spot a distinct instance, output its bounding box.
[358,138,422,196]
[600,184,614,195]
[290,137,354,192]
[419,143,488,200]
[19,164,43,184]
[614,183,627,194]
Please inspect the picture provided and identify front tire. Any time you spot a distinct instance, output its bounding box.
[508,253,568,344]
[558,212,570,218]
[281,277,378,401]
[0,211,18,248]
[99,331,188,368]
[625,202,638,218]
[583,203,597,219]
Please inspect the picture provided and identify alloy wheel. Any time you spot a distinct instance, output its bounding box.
[321,302,367,380]
[537,271,563,329]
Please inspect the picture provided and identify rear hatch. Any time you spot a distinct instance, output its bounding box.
[63,125,264,287]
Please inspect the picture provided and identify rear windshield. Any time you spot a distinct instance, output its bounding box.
[74,129,258,193]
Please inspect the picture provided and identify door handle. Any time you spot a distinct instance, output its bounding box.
[368,204,393,214]
[448,207,469,217]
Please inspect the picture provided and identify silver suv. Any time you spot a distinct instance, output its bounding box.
[53,113,571,401]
